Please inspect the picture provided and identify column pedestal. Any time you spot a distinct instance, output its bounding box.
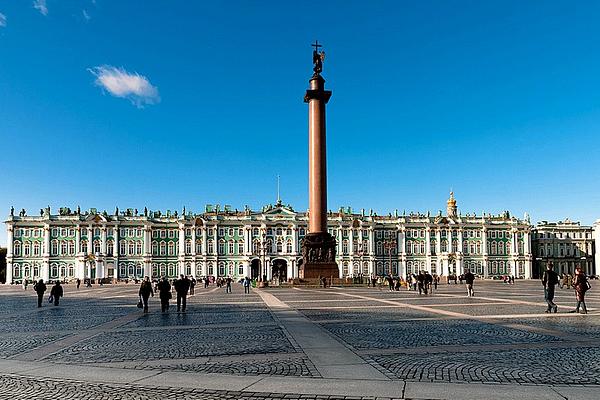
[300,232,339,279]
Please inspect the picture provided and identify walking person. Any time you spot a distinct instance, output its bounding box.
[225,276,233,293]
[22,279,28,290]
[464,269,475,297]
[34,279,47,308]
[189,277,196,295]
[50,281,64,306]
[572,267,590,314]
[138,276,154,313]
[243,276,251,294]
[417,272,425,295]
[157,277,172,313]
[174,274,190,312]
[76,278,81,290]
[542,262,559,313]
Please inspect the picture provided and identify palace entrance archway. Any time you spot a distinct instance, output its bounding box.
[271,259,287,283]
[250,259,260,280]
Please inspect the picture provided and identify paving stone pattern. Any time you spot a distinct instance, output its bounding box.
[370,345,600,384]
[128,356,320,377]
[321,319,562,350]
[0,375,388,400]
[47,325,295,363]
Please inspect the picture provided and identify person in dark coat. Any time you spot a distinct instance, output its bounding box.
[138,276,154,313]
[572,267,589,314]
[417,272,425,295]
[76,278,81,290]
[464,269,475,297]
[173,274,190,312]
[243,276,251,294]
[50,281,64,306]
[34,279,47,308]
[225,276,233,293]
[157,277,172,313]
[542,262,559,313]
[189,277,196,295]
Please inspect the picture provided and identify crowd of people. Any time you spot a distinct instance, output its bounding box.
[27,263,591,315]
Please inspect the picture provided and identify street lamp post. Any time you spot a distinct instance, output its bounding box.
[259,233,268,288]
[383,240,396,276]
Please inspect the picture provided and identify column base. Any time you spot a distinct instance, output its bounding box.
[300,232,339,279]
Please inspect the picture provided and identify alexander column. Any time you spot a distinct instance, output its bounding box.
[300,41,339,280]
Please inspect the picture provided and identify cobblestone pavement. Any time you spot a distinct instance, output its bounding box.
[1,280,600,398]
[0,375,392,400]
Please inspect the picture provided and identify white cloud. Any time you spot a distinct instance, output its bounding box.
[0,13,6,27]
[82,9,90,21]
[33,0,48,16]
[89,65,160,107]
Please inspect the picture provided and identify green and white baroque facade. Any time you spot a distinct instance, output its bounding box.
[4,194,537,284]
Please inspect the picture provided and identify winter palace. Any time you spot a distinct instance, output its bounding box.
[4,193,559,284]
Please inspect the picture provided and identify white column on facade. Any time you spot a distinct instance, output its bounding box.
[436,229,442,254]
[191,227,197,256]
[349,228,355,256]
[202,227,207,254]
[458,229,464,255]
[7,224,14,257]
[101,227,107,255]
[369,227,375,254]
[75,227,81,255]
[113,226,119,280]
[398,227,405,278]
[292,227,298,256]
[425,227,431,255]
[337,225,343,258]
[482,227,488,278]
[524,231,531,254]
[144,226,151,255]
[178,224,185,276]
[42,260,50,282]
[6,224,13,283]
[43,225,50,257]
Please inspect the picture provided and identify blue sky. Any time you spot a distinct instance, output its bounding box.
[1,1,600,245]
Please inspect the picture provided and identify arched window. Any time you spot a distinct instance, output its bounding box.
[276,241,283,253]
[160,241,166,255]
[24,242,31,257]
[253,240,260,254]
[81,240,88,254]
[299,227,305,236]
[452,240,458,253]
[186,263,192,276]
[68,264,74,277]
[476,242,481,255]
[229,240,235,254]
[119,263,126,277]
[119,240,126,256]
[286,240,293,254]
[168,242,175,256]
[128,263,135,277]
[208,240,214,254]
[14,241,21,256]
[185,240,192,255]
[69,240,76,255]
[93,240,101,254]
[343,240,349,254]
[151,241,158,255]
[218,263,226,276]
[441,240,448,253]
[33,265,40,277]
[405,241,411,255]
[50,263,58,278]
[276,228,282,236]
[136,241,143,255]
[238,241,244,254]
[420,242,425,255]
[152,263,159,278]
[128,240,135,255]
[33,241,41,256]
[13,264,21,278]
[196,239,202,254]
[60,263,66,278]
